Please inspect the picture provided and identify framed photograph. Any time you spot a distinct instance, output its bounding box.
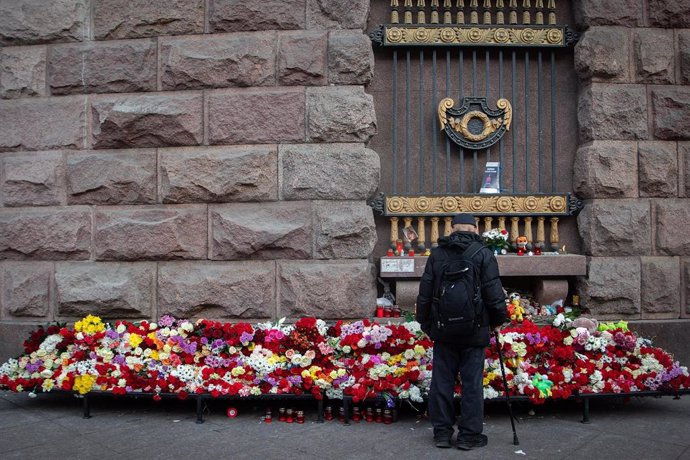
[402,226,418,243]
[480,161,500,193]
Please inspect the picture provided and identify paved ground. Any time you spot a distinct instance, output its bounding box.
[1,391,689,460]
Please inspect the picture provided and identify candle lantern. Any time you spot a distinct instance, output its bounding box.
[286,408,294,423]
[278,407,286,422]
[324,405,334,421]
[352,406,362,422]
[296,410,305,424]
[383,409,393,424]
[365,407,374,422]
[264,407,272,423]
[375,408,383,423]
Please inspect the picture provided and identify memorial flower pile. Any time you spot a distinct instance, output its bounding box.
[0,313,688,405]
[482,315,690,403]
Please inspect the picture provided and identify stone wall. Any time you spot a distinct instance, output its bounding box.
[574,0,690,357]
[0,0,380,359]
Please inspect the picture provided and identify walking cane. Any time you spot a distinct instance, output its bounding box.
[494,331,520,445]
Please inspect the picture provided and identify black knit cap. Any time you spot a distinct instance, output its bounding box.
[451,213,476,226]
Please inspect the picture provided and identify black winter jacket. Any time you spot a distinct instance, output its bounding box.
[415,231,507,346]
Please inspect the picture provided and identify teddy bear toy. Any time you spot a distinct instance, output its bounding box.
[507,293,525,322]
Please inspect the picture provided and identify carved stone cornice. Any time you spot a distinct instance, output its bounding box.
[380,194,582,216]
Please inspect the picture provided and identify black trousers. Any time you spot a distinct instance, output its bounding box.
[428,342,485,440]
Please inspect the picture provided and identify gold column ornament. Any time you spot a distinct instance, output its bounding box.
[483,216,494,233]
[536,216,546,246]
[524,216,533,243]
[496,0,505,23]
[483,0,492,23]
[390,217,400,246]
[535,0,544,24]
[444,216,453,236]
[548,0,556,25]
[417,0,426,23]
[391,0,400,23]
[510,217,520,244]
[431,0,440,23]
[443,0,452,24]
[403,217,413,231]
[470,0,479,23]
[509,0,518,24]
[522,0,531,24]
[550,217,560,249]
[405,0,413,23]
[417,217,427,249]
[498,216,506,231]
[430,217,440,246]
[457,0,465,23]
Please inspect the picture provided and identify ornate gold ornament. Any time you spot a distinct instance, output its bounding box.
[383,194,579,216]
[438,96,512,150]
[380,25,567,46]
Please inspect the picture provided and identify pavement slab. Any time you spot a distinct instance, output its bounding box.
[1,392,689,460]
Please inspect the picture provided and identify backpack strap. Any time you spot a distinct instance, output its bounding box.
[461,241,485,261]
[433,241,485,299]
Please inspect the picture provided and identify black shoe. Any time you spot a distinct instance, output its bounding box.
[456,434,488,450]
[434,437,452,448]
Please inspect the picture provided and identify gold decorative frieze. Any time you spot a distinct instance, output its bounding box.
[382,194,581,216]
[382,25,566,46]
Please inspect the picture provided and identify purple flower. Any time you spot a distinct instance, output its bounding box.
[205,355,222,367]
[113,355,125,365]
[239,331,254,344]
[26,363,40,373]
[158,315,175,327]
[105,329,119,340]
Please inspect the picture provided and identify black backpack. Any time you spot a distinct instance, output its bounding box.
[430,242,485,342]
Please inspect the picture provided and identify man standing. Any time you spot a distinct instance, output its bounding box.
[416,213,507,450]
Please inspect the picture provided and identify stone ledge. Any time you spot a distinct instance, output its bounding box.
[379,254,587,278]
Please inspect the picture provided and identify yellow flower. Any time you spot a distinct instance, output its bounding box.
[73,374,96,395]
[74,315,105,335]
[129,334,143,348]
[149,350,159,360]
